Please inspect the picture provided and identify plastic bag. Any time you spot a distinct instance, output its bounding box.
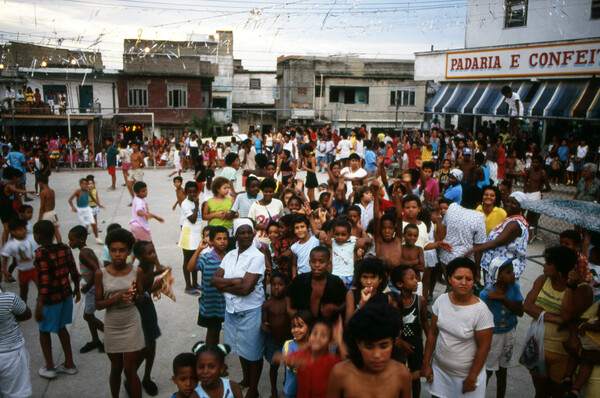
[152,269,176,302]
[519,311,545,375]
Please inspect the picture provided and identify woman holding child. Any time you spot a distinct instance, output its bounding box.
[523,246,593,398]
[421,257,494,398]
[210,219,265,398]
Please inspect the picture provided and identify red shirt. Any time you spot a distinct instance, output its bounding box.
[380,198,395,212]
[34,243,79,306]
[289,351,341,398]
[407,148,421,169]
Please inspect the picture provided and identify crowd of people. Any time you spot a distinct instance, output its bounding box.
[0,112,599,398]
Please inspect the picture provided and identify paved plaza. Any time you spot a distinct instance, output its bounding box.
[1,167,542,397]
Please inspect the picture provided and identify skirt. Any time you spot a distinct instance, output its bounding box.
[104,304,145,353]
[224,306,265,361]
[427,362,487,398]
[305,172,318,189]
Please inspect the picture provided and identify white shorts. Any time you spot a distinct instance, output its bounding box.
[76,206,95,227]
[526,191,541,201]
[127,169,144,183]
[485,328,517,371]
[0,345,32,398]
[425,249,438,268]
[174,161,182,171]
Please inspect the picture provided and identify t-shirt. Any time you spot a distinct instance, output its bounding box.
[0,290,27,352]
[479,283,523,334]
[340,167,367,199]
[195,250,225,319]
[504,92,523,117]
[129,196,150,231]
[220,166,237,189]
[0,236,37,271]
[6,151,26,172]
[364,150,377,172]
[418,177,440,200]
[402,221,430,249]
[220,246,265,313]
[291,236,320,275]
[338,140,353,159]
[432,293,494,378]
[107,145,119,166]
[247,199,285,244]
[332,236,356,277]
[287,350,341,398]
[358,201,373,230]
[475,205,508,236]
[444,183,463,205]
[440,203,486,265]
[232,192,263,219]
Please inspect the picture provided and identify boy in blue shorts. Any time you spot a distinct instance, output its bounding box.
[33,220,81,379]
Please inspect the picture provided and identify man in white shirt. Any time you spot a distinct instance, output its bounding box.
[501,85,523,137]
[2,86,16,110]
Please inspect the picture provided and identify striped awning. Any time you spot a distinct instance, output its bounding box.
[426,79,599,120]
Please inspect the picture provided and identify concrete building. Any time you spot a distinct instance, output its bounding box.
[276,56,426,132]
[231,60,276,134]
[0,41,116,150]
[116,31,235,140]
[415,0,600,135]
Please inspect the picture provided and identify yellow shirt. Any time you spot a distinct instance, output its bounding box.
[534,278,568,355]
[476,205,507,236]
[349,137,356,153]
[421,146,433,162]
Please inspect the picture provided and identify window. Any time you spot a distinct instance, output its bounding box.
[504,0,528,28]
[167,83,187,108]
[249,78,261,89]
[329,86,369,104]
[127,83,148,107]
[212,97,227,109]
[390,89,416,107]
[315,85,323,97]
[593,0,600,19]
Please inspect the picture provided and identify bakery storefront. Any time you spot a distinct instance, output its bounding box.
[415,40,600,142]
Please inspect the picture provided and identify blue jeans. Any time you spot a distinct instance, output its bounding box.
[317,156,326,171]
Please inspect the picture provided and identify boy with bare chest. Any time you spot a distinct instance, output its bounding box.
[400,224,425,279]
[524,156,551,237]
[327,305,412,398]
[372,181,403,272]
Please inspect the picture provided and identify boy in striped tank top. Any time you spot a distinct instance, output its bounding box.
[68,225,104,354]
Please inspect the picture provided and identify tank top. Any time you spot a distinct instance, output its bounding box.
[439,169,450,185]
[534,278,568,354]
[281,159,292,175]
[477,166,491,188]
[79,245,101,283]
[76,189,90,208]
[431,138,439,155]
[401,293,422,345]
[194,378,232,398]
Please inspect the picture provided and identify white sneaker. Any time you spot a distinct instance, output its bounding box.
[56,364,78,375]
[38,367,57,379]
[95,238,104,245]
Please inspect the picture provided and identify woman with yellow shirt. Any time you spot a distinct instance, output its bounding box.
[476,185,507,235]
[523,246,593,398]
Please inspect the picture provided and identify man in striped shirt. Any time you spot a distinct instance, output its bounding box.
[0,288,32,397]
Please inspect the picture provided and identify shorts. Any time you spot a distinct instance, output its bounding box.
[405,338,424,372]
[41,211,58,224]
[224,306,265,361]
[485,328,517,371]
[526,191,541,201]
[197,313,223,329]
[265,335,284,365]
[108,165,116,176]
[130,225,152,242]
[544,350,569,384]
[425,249,438,268]
[174,161,182,172]
[84,286,96,315]
[39,297,73,334]
[580,334,600,351]
[50,150,59,159]
[19,174,26,185]
[575,159,586,170]
[90,205,100,216]
[136,294,161,342]
[121,162,131,171]
[18,268,37,286]
[127,169,144,183]
[0,345,32,398]
[338,275,354,290]
[77,206,95,227]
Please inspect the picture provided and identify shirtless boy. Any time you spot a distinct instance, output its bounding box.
[372,180,404,274]
[172,177,185,211]
[459,148,475,187]
[37,174,61,242]
[327,305,412,398]
[524,156,551,237]
[128,142,145,200]
[400,224,425,279]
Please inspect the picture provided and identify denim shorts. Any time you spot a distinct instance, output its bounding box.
[224,306,265,361]
[84,286,96,315]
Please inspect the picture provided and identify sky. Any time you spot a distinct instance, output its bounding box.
[0,0,469,71]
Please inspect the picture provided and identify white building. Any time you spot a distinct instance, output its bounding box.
[231,61,276,134]
[415,0,600,133]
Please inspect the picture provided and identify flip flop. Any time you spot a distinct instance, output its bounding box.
[185,289,200,295]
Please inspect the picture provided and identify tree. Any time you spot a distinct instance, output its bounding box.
[188,114,221,138]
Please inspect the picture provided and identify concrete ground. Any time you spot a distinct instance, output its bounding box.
[1,166,545,397]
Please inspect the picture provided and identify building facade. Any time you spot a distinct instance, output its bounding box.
[276,56,426,131]
[415,0,600,136]
[231,60,276,134]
